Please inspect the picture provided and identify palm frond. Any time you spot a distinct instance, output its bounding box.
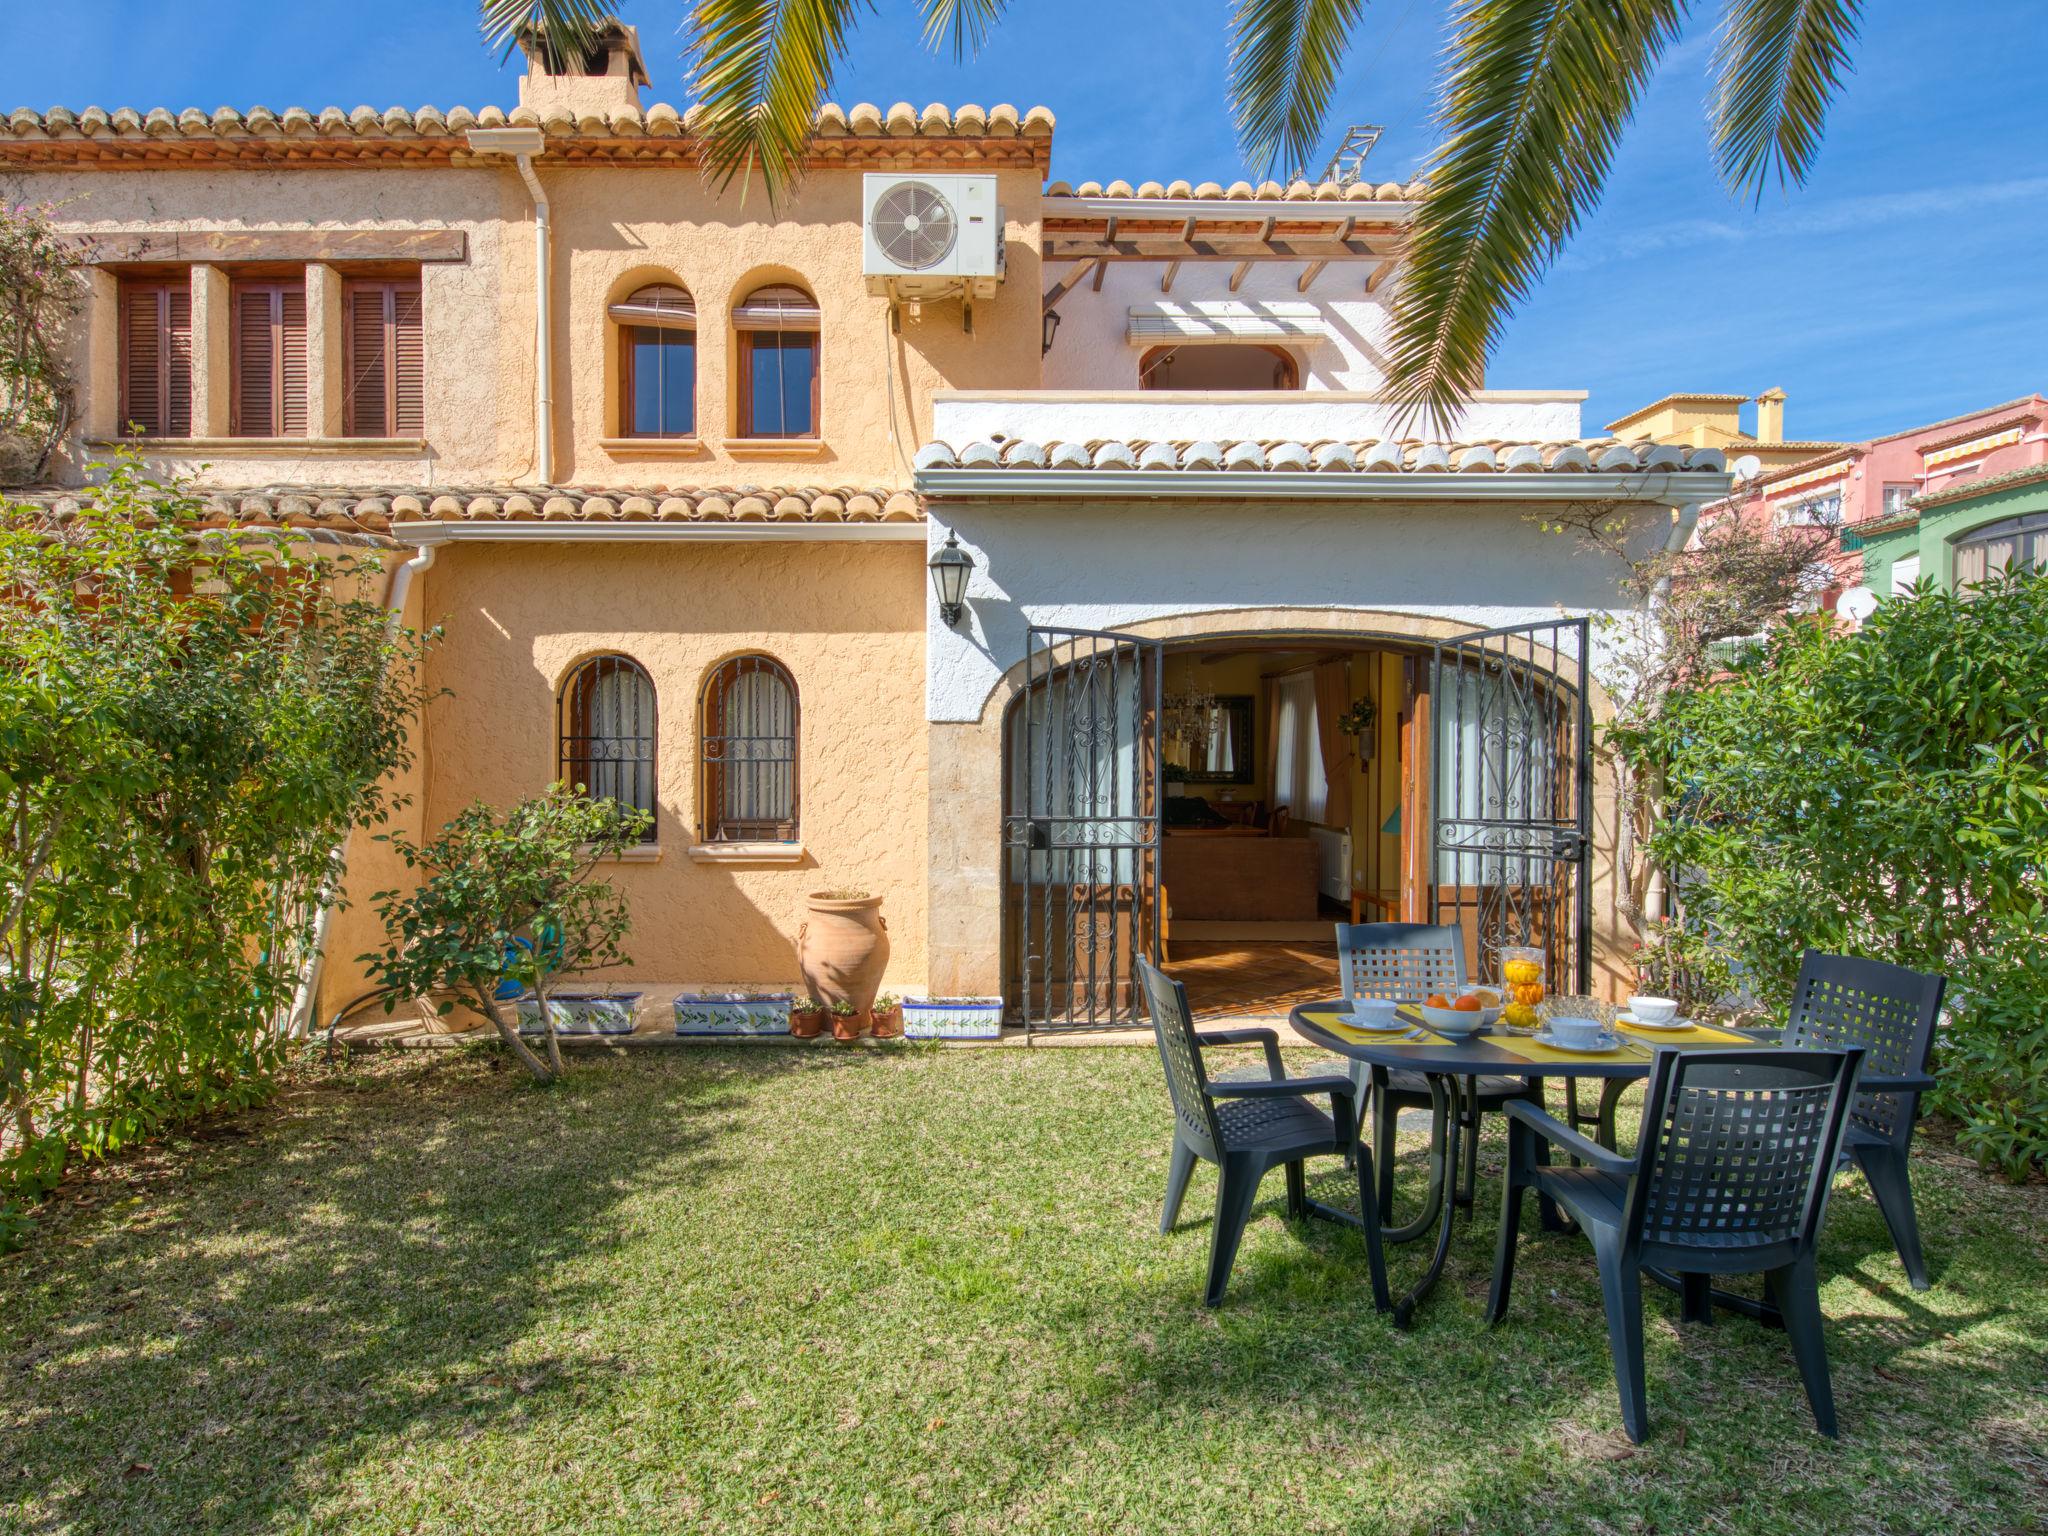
[1383,0,1685,434]
[919,0,1009,61]
[1711,0,1861,202]
[1229,0,1368,178]
[477,0,614,66]
[686,0,874,202]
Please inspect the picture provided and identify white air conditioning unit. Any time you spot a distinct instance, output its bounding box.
[863,173,1004,301]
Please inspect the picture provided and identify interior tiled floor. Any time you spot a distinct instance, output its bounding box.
[1163,939,1341,1020]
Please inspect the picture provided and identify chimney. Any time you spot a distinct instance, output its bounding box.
[1755,387,1787,445]
[516,17,649,116]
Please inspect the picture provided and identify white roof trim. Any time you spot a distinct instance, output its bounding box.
[915,468,1733,507]
[389,521,924,545]
[1126,301,1331,346]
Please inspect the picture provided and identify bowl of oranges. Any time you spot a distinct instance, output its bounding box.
[1417,987,1501,1035]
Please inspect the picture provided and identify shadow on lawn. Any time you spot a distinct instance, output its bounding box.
[0,1045,888,1536]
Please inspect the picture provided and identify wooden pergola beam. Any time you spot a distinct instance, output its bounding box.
[1159,260,1180,294]
[1041,236,1393,262]
[1297,260,1327,293]
[1365,256,1400,294]
[1041,258,1099,311]
[1228,259,1252,293]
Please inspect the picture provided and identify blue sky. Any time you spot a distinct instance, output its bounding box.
[4,0,2041,440]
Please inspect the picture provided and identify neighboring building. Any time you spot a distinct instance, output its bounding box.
[0,22,1735,1028]
[1703,395,2048,609]
[1852,461,2048,598]
[1607,388,1845,478]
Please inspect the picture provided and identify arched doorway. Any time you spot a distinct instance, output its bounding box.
[997,617,1592,1030]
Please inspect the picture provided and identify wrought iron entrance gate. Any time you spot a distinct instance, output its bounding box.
[1002,627,1163,1031]
[1429,619,1593,993]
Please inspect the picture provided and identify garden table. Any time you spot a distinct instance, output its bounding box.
[1287,1000,1765,1326]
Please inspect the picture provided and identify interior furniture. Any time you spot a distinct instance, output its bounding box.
[1138,958,1389,1310]
[1489,1045,1865,1442]
[1779,949,1946,1289]
[1161,834,1319,921]
[1349,886,1398,924]
[1333,922,1538,1216]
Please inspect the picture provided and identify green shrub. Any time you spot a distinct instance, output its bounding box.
[1625,571,2048,1176]
[0,459,430,1223]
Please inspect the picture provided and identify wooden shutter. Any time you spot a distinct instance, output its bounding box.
[344,279,424,438]
[119,280,193,437]
[231,282,307,437]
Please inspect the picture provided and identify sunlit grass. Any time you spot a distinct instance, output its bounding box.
[3,1044,2042,1535]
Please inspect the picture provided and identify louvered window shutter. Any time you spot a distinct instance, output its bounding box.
[231,282,308,437]
[120,281,193,437]
[345,280,424,438]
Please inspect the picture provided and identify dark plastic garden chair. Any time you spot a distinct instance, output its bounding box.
[1137,957,1390,1311]
[1781,949,1946,1290]
[1489,1045,1865,1443]
[1334,923,1539,1218]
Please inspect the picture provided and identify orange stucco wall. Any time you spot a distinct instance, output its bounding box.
[314,536,930,1013]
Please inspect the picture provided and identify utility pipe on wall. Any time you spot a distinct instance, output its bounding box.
[285,539,442,1038]
[466,126,554,486]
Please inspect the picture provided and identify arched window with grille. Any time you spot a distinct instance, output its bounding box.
[610,282,696,437]
[701,656,799,842]
[558,654,658,841]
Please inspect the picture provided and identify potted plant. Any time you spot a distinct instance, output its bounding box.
[828,996,866,1041]
[869,992,903,1039]
[788,992,827,1039]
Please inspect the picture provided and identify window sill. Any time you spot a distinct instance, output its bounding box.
[724,438,830,460]
[598,436,707,458]
[594,844,664,864]
[89,436,430,457]
[686,842,806,865]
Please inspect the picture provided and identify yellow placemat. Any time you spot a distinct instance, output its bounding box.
[1300,1008,1443,1046]
[1615,1019,1753,1045]
[1484,1032,1649,1066]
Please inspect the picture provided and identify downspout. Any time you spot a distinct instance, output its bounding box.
[286,539,442,1037]
[1640,500,1704,929]
[466,127,553,486]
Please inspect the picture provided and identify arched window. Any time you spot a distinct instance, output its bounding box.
[701,656,799,842]
[610,283,696,437]
[733,283,819,438]
[1953,510,2048,592]
[558,655,658,841]
[1139,343,1298,391]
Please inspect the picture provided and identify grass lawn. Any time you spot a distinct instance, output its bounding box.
[3,1043,2043,1535]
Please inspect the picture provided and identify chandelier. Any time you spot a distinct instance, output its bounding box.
[1162,685,1221,751]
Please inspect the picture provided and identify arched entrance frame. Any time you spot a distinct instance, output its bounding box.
[923,605,1630,1010]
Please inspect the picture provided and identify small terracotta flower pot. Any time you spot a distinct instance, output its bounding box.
[829,1008,869,1042]
[789,1004,827,1039]
[869,1003,903,1039]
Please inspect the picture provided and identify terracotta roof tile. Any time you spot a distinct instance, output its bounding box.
[1045,176,1425,203]
[912,438,1723,476]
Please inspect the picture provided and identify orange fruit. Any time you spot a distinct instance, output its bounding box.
[1452,995,1483,1013]
[1424,993,1451,1010]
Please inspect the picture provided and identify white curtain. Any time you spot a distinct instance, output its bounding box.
[721,669,795,827]
[1271,671,1329,825]
[585,667,653,816]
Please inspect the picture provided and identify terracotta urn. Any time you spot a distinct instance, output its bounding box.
[799,891,890,1013]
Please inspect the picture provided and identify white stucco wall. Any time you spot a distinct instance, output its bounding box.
[929,391,1588,448]
[923,497,1662,722]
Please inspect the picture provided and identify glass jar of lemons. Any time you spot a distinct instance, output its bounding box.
[1500,944,1546,1032]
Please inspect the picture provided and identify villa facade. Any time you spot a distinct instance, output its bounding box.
[0,25,1736,1030]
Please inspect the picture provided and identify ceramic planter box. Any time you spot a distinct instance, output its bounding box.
[902,996,1004,1040]
[515,993,641,1036]
[674,991,793,1036]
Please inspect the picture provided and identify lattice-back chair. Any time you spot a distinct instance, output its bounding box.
[1781,950,1946,1289]
[1489,1046,1865,1443]
[1334,923,1539,1217]
[1137,958,1388,1311]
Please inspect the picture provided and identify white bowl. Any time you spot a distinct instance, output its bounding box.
[1628,994,1679,1025]
[1549,1015,1606,1050]
[1455,986,1505,1027]
[1418,1001,1487,1036]
[1345,998,1402,1029]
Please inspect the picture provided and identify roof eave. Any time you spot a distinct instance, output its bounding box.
[915,468,1732,506]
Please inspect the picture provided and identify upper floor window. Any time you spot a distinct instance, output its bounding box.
[343,278,425,438]
[733,284,819,438]
[1140,344,1299,392]
[1881,482,1916,518]
[1954,511,2048,593]
[231,278,309,437]
[558,654,658,842]
[610,283,696,437]
[1778,492,1842,528]
[118,277,193,437]
[701,655,798,842]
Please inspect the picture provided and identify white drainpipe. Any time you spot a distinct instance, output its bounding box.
[1641,499,1705,929]
[466,126,553,486]
[286,539,442,1037]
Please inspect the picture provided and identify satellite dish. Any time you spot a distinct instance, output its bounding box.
[1837,586,1879,626]
[869,181,958,271]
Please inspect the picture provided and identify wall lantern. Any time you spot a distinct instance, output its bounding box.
[928,533,975,627]
[1041,309,1062,356]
